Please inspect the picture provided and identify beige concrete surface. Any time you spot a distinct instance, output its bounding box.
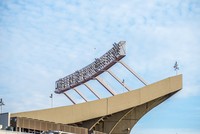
[11,75,182,125]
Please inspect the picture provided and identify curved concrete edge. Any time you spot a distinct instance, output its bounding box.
[11,75,182,124]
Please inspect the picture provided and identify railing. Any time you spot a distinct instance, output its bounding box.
[0,130,29,134]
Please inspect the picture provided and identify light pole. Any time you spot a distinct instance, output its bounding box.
[0,98,5,114]
[49,94,53,108]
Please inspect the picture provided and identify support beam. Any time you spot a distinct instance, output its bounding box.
[110,95,173,134]
[63,92,76,104]
[108,108,134,134]
[73,88,88,102]
[95,76,116,96]
[88,116,105,131]
[84,83,101,99]
[107,70,131,91]
[118,61,148,85]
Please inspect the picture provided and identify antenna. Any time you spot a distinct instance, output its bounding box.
[173,61,179,75]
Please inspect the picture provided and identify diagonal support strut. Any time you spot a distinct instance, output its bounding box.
[118,61,148,85]
[84,83,101,99]
[107,70,131,91]
[74,88,88,102]
[95,76,116,96]
[63,92,76,104]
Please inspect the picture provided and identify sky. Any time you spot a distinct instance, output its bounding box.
[0,0,200,133]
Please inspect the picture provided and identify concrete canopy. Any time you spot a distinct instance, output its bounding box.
[11,75,182,133]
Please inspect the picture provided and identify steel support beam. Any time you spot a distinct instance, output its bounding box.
[118,61,148,85]
[84,83,101,99]
[107,70,131,91]
[63,92,76,104]
[74,88,88,102]
[95,76,116,96]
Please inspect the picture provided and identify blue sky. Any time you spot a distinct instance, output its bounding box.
[0,0,200,133]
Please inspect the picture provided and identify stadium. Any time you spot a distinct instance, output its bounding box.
[0,42,182,134]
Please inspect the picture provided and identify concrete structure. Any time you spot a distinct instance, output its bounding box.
[2,42,183,134]
[10,75,182,134]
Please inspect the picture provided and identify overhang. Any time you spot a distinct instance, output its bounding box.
[11,75,182,124]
